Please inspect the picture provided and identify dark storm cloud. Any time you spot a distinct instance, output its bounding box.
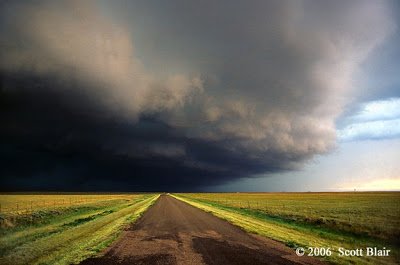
[0,73,266,190]
[0,0,396,190]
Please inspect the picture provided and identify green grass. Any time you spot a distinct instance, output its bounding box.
[0,194,159,265]
[175,192,400,242]
[173,192,400,265]
[0,193,141,214]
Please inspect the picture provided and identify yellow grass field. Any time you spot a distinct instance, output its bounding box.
[0,193,141,215]
[0,193,159,265]
[176,192,400,241]
[174,192,400,265]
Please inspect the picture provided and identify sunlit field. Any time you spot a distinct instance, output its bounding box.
[177,192,400,241]
[0,193,140,214]
[0,193,159,265]
[174,192,400,265]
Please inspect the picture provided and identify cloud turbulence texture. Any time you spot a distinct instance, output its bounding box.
[0,0,395,190]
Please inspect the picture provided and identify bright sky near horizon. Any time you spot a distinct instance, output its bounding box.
[229,97,400,192]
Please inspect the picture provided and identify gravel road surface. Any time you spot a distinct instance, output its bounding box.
[80,195,324,265]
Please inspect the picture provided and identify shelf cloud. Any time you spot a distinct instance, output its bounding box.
[0,0,396,190]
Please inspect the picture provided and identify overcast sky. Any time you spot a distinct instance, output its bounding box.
[1,0,399,191]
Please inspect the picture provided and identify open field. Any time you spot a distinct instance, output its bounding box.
[0,193,141,215]
[1,192,399,265]
[174,192,400,241]
[173,192,400,265]
[0,193,159,265]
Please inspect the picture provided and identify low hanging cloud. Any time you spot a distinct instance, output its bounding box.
[1,1,203,119]
[0,0,396,190]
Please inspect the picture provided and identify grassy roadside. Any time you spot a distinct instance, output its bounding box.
[177,192,400,242]
[0,194,159,265]
[172,194,399,265]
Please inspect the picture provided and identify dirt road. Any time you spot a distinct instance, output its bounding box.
[80,195,324,265]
